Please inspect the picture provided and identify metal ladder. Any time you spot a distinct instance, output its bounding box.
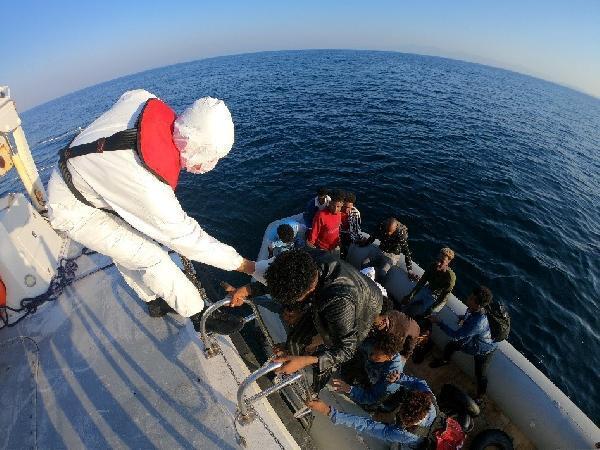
[199,297,309,425]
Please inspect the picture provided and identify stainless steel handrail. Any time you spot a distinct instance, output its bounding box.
[236,361,302,424]
[199,297,276,358]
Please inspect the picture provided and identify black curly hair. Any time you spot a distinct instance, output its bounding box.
[399,336,416,358]
[330,190,345,203]
[472,285,493,307]
[265,249,318,305]
[276,224,295,243]
[344,191,356,204]
[395,390,434,428]
[373,332,404,356]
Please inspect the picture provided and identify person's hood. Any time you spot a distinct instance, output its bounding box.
[173,97,234,174]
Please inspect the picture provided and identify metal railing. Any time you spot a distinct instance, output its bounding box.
[199,297,275,358]
[236,360,303,425]
[199,296,306,425]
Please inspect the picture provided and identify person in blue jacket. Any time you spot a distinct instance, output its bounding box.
[307,381,437,449]
[331,331,407,409]
[429,285,498,401]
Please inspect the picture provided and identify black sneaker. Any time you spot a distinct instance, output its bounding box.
[190,308,244,335]
[429,358,450,369]
[147,298,175,317]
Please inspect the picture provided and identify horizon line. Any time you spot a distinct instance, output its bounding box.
[21,48,600,113]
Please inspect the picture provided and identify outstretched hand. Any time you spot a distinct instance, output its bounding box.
[307,399,331,415]
[331,378,351,394]
[221,282,251,307]
[274,355,317,374]
[236,258,256,275]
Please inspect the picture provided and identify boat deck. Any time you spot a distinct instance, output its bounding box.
[0,245,299,449]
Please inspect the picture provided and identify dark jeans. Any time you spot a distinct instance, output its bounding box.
[443,341,493,397]
[286,312,332,394]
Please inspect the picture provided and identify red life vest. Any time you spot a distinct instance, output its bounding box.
[136,98,181,190]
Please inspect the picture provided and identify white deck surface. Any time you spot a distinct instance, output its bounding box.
[0,248,299,450]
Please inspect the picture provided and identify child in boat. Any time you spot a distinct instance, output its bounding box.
[333,310,420,410]
[267,222,304,258]
[429,285,497,402]
[340,191,362,259]
[306,191,344,254]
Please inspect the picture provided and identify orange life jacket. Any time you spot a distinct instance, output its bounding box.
[136,98,181,190]
[59,98,182,207]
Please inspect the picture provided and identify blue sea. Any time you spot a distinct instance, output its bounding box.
[2,50,599,424]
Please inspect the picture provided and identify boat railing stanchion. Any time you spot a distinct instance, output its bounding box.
[236,360,303,425]
[199,297,275,358]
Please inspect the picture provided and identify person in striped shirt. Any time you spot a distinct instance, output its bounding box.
[340,191,362,259]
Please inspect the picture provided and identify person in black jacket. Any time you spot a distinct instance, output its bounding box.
[359,217,418,282]
[227,249,384,392]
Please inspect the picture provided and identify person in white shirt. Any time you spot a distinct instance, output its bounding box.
[47,89,254,334]
[303,187,331,227]
[267,220,306,258]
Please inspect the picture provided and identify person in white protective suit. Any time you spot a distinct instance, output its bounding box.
[47,89,255,334]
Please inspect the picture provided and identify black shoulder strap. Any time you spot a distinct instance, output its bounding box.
[58,128,138,208]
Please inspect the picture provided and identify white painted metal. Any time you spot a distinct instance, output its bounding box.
[0,244,300,449]
[0,89,47,211]
[0,193,63,315]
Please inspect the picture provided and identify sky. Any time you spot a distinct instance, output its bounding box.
[2,0,599,110]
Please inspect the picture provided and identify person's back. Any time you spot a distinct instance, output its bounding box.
[454,310,496,355]
[313,252,383,348]
[268,221,305,257]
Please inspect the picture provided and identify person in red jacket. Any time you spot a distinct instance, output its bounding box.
[307,191,344,253]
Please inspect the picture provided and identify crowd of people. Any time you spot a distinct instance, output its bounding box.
[228,187,505,449]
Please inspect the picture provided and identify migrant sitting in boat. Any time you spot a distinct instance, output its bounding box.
[306,191,344,255]
[267,221,305,258]
[401,247,456,318]
[359,217,417,283]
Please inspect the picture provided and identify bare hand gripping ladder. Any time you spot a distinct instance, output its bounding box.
[199,298,303,425]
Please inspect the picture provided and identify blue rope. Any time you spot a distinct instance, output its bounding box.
[0,249,113,330]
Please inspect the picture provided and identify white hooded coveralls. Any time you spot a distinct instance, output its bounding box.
[47,90,243,317]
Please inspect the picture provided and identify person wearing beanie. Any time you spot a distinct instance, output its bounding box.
[46,90,255,335]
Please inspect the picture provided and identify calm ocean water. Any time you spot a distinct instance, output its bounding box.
[2,50,599,424]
